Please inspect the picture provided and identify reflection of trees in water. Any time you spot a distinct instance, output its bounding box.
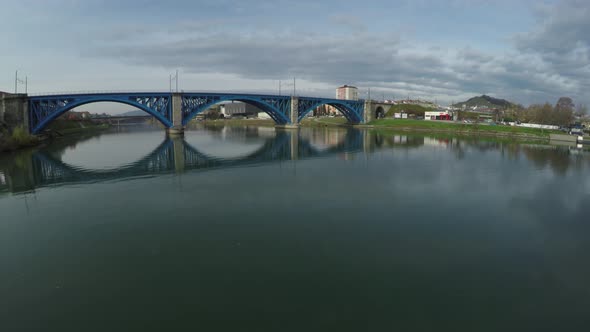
[521,146,585,176]
[369,131,590,175]
[371,132,425,149]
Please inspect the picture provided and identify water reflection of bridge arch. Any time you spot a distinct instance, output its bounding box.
[18,129,366,190]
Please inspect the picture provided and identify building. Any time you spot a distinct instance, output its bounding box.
[425,110,453,121]
[221,103,262,118]
[336,85,359,101]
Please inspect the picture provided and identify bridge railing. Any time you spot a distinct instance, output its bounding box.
[27,89,347,99]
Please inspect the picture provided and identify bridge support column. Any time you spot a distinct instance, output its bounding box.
[363,100,373,124]
[0,93,29,133]
[167,92,184,136]
[275,96,299,129]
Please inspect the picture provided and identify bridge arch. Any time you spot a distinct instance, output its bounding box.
[29,94,172,134]
[182,95,291,125]
[297,98,364,124]
[375,106,385,119]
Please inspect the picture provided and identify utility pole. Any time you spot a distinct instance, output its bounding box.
[293,77,296,96]
[14,70,27,94]
[170,70,179,92]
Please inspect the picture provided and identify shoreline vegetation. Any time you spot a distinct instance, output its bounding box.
[0,120,110,153]
[210,117,560,141]
[0,126,40,152]
[0,116,573,153]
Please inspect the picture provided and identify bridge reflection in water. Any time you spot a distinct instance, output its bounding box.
[4,128,586,195]
[0,129,376,193]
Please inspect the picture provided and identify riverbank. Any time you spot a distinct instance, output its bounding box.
[45,119,110,135]
[0,120,110,153]
[0,127,40,152]
[189,117,561,141]
[366,119,559,141]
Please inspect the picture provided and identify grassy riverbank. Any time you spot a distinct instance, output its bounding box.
[190,117,560,141]
[366,119,559,139]
[0,120,110,153]
[0,127,40,152]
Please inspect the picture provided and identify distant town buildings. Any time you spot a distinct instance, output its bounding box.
[336,85,359,101]
[424,111,453,121]
[221,103,262,118]
[59,111,91,120]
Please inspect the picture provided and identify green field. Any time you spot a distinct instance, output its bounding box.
[368,119,559,138]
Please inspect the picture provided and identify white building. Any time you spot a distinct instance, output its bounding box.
[336,85,359,100]
[424,111,453,121]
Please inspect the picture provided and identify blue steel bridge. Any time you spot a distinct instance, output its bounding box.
[2,130,370,193]
[26,92,381,134]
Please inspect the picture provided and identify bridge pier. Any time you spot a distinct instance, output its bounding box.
[1,92,29,133]
[167,92,184,136]
[363,100,373,124]
[275,96,299,129]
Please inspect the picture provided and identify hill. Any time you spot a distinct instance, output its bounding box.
[453,95,514,109]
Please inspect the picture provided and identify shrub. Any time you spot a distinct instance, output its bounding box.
[10,126,37,146]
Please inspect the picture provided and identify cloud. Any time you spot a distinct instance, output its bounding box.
[8,0,590,105]
[328,14,367,32]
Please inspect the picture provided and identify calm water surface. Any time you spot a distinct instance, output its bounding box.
[1,126,590,331]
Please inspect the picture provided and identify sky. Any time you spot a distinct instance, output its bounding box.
[1,0,589,107]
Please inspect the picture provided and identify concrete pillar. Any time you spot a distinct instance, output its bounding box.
[167,93,184,136]
[290,96,299,124]
[22,97,29,134]
[0,93,5,124]
[363,100,373,124]
[171,136,185,173]
[0,93,29,133]
[276,96,299,129]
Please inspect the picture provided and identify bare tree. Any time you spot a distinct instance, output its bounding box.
[552,97,575,126]
[556,97,575,111]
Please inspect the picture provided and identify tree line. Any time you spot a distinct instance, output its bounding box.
[503,97,587,126]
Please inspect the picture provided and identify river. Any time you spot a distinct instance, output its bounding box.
[1,125,589,331]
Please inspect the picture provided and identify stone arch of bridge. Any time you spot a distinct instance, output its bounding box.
[375,106,385,119]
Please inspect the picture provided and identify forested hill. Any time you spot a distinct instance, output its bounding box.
[453,95,515,109]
